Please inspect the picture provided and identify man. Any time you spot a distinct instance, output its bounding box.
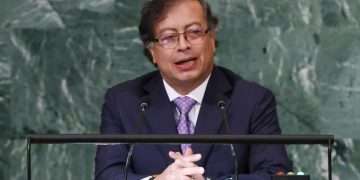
[95,0,291,180]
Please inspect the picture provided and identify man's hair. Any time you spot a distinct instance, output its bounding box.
[138,0,219,63]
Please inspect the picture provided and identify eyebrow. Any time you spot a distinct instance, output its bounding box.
[157,22,203,34]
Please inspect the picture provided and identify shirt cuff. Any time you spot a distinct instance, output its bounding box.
[141,176,154,180]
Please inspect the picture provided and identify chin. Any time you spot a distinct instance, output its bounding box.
[177,74,205,85]
[177,71,199,80]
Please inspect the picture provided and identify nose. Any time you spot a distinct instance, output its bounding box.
[177,33,191,51]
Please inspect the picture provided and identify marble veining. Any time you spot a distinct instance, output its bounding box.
[0,0,359,179]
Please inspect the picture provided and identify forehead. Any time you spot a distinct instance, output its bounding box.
[153,0,206,34]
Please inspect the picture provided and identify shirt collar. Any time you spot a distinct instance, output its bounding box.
[163,74,211,104]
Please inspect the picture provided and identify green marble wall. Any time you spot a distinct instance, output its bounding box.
[0,0,359,179]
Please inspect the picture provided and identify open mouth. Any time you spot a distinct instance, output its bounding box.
[175,57,197,65]
[174,57,197,70]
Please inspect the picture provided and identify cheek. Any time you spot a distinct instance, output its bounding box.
[151,51,164,65]
[152,48,174,64]
[202,42,215,59]
[153,54,173,69]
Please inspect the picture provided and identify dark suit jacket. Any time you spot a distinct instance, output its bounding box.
[95,66,291,180]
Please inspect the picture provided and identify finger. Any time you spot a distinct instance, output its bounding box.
[182,153,201,162]
[183,147,193,156]
[183,176,195,180]
[173,158,199,168]
[192,174,206,180]
[169,151,175,158]
[175,175,194,180]
[180,166,205,176]
[169,151,182,159]
[170,154,201,162]
[170,153,202,163]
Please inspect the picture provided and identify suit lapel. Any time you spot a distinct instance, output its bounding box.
[143,72,180,164]
[192,67,233,165]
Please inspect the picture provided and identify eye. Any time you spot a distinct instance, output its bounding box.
[159,34,178,44]
[186,29,204,39]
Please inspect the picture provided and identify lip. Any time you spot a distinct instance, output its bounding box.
[174,57,197,64]
[174,57,197,71]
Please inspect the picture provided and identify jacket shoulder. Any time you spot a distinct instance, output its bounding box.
[105,70,158,97]
[218,66,274,97]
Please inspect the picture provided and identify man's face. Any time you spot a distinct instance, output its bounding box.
[149,0,216,91]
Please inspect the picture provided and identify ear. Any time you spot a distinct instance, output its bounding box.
[148,46,157,64]
[209,31,216,51]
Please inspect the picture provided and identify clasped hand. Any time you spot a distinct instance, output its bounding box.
[154,148,205,180]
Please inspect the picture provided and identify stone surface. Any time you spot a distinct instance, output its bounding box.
[0,0,359,180]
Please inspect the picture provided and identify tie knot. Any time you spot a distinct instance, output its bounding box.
[173,96,196,115]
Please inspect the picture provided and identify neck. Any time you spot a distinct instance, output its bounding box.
[164,71,212,96]
[172,81,201,95]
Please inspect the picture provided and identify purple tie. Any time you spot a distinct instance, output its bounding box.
[173,96,196,153]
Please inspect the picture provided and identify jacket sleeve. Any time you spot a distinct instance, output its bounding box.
[209,89,292,180]
[94,89,149,180]
[244,89,292,180]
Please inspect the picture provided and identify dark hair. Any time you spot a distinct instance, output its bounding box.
[138,0,219,63]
